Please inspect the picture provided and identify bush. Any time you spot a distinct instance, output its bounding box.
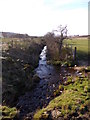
[2,38,44,107]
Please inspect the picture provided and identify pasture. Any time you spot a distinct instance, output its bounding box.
[64,38,88,62]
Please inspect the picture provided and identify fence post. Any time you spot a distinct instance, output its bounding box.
[73,47,77,61]
[11,40,13,48]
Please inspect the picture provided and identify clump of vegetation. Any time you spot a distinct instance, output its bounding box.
[64,76,74,85]
[58,85,64,91]
[1,106,18,120]
[45,32,88,67]
[53,85,64,97]
[34,76,90,120]
[62,60,78,67]
[2,37,45,107]
[50,60,61,66]
[44,26,75,67]
[45,32,60,61]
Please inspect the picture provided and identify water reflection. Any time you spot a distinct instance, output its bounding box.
[36,46,55,79]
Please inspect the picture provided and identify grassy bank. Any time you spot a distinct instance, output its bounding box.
[2,37,45,119]
[34,74,90,120]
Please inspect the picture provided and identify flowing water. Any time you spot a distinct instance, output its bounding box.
[17,46,76,119]
[36,46,59,81]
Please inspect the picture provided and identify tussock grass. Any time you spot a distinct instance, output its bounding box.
[34,76,90,119]
[2,37,45,106]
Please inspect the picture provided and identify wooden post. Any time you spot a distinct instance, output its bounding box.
[11,40,13,48]
[74,47,77,61]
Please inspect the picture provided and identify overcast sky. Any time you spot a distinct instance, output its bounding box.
[0,0,89,36]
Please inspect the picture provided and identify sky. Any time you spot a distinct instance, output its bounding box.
[0,0,89,36]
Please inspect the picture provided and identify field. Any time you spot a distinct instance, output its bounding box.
[1,37,44,51]
[64,38,88,52]
[64,38,88,62]
[1,37,90,119]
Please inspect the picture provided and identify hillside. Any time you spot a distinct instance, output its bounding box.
[0,32,30,38]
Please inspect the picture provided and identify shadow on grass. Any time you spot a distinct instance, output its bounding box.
[76,51,89,66]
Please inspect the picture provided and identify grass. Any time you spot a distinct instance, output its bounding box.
[46,37,88,66]
[64,38,88,61]
[2,37,45,106]
[34,76,90,119]
[1,37,89,119]
[0,106,18,119]
[1,37,44,51]
[64,38,88,52]
[1,37,45,119]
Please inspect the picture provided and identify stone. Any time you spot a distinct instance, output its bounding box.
[51,110,61,118]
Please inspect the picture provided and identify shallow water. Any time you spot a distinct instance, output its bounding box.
[36,46,57,79]
[17,46,77,119]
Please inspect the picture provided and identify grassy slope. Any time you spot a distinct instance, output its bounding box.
[33,38,90,119]
[34,76,90,119]
[1,37,45,119]
[2,38,44,104]
[1,37,89,119]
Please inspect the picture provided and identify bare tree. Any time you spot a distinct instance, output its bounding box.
[44,32,59,60]
[44,25,68,61]
[53,25,68,51]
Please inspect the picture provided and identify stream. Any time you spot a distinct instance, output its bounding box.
[16,46,77,120]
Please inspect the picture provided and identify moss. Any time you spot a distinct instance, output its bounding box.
[52,61,61,66]
[84,86,90,92]
[34,77,89,120]
[1,106,18,119]
[41,112,49,119]
[47,60,61,66]
[58,85,64,91]
[64,76,73,85]
[53,89,60,97]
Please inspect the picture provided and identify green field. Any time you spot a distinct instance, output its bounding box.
[64,38,88,61]
[64,38,88,53]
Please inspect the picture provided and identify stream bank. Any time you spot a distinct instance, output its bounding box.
[16,46,83,120]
